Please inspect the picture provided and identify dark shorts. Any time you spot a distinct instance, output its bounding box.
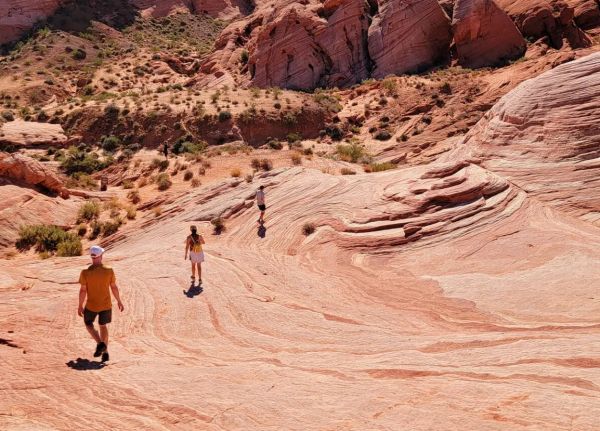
[258,204,266,211]
[84,308,112,326]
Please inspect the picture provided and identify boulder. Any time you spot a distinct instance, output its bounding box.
[0,120,68,148]
[368,0,453,79]
[453,0,526,68]
[0,152,69,198]
[0,0,64,45]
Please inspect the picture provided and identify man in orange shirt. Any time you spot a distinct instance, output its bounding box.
[78,245,124,362]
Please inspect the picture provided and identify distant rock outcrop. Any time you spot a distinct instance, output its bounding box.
[496,0,592,48]
[0,0,64,45]
[453,0,526,68]
[368,0,453,78]
[0,152,69,198]
[0,120,68,148]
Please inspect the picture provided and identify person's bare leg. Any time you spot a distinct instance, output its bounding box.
[86,324,101,343]
[190,261,196,280]
[260,210,265,222]
[99,324,108,346]
[197,263,202,283]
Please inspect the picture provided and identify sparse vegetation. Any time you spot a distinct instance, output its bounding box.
[336,142,366,163]
[230,168,241,178]
[156,173,172,191]
[211,217,226,234]
[77,201,100,223]
[183,170,193,181]
[365,162,396,173]
[340,168,356,175]
[291,153,302,165]
[127,189,141,204]
[16,224,81,256]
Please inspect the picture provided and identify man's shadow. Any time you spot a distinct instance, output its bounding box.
[257,222,267,238]
[66,358,107,370]
[183,284,203,298]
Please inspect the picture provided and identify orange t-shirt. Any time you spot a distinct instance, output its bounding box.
[79,264,115,312]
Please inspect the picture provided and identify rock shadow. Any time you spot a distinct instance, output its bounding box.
[183,284,203,298]
[257,223,267,238]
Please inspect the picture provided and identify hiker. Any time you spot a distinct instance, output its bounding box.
[162,143,169,159]
[256,185,266,223]
[77,245,124,362]
[184,225,205,286]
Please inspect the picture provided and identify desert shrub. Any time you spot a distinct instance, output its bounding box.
[156,173,172,191]
[121,179,134,189]
[101,219,121,237]
[88,221,101,240]
[191,178,201,187]
[374,130,392,141]
[245,174,253,183]
[240,49,249,64]
[230,168,241,177]
[440,82,452,95]
[250,158,261,170]
[65,173,97,190]
[60,149,111,175]
[259,159,273,171]
[211,217,226,234]
[367,162,396,172]
[313,90,342,112]
[267,139,283,150]
[287,132,302,143]
[183,170,193,181]
[422,114,432,124]
[101,135,121,153]
[153,206,162,217]
[72,48,86,60]
[291,153,302,165]
[125,205,136,220]
[336,142,365,163]
[1,110,14,121]
[325,125,344,141]
[104,103,119,116]
[340,168,356,175]
[77,201,100,222]
[302,222,315,236]
[400,134,408,142]
[16,224,81,255]
[56,236,82,257]
[76,223,88,237]
[218,110,232,122]
[127,189,141,204]
[197,167,206,176]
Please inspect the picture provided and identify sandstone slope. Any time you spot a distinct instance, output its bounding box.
[1,53,599,430]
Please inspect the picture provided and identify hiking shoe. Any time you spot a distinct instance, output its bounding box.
[101,352,109,362]
[93,342,107,357]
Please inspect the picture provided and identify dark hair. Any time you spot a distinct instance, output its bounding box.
[259,185,264,190]
[190,225,198,241]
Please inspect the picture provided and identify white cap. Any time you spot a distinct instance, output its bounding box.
[90,245,105,257]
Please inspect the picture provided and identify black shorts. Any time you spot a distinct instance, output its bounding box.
[258,204,266,211]
[84,308,112,326]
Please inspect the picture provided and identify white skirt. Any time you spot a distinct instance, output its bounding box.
[189,251,205,263]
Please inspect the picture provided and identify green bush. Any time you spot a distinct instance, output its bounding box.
[89,221,101,240]
[60,148,110,175]
[156,173,172,191]
[367,162,396,172]
[336,142,365,163]
[77,201,100,223]
[101,219,121,237]
[72,49,87,60]
[16,224,81,256]
[56,236,82,256]
[101,135,121,153]
[287,132,302,143]
[1,110,14,121]
[218,111,232,122]
[374,130,392,141]
[240,49,249,64]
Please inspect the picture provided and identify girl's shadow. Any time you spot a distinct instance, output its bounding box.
[257,222,267,238]
[183,283,203,298]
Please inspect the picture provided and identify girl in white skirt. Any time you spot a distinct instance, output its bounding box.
[184,225,205,285]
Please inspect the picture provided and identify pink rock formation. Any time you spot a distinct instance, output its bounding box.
[0,0,64,45]
[0,152,69,198]
[247,0,371,89]
[191,0,255,19]
[453,0,526,68]
[564,0,600,28]
[496,0,592,48]
[0,120,68,147]
[461,51,600,220]
[368,0,453,78]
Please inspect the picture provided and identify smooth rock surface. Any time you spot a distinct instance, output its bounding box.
[453,0,526,68]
